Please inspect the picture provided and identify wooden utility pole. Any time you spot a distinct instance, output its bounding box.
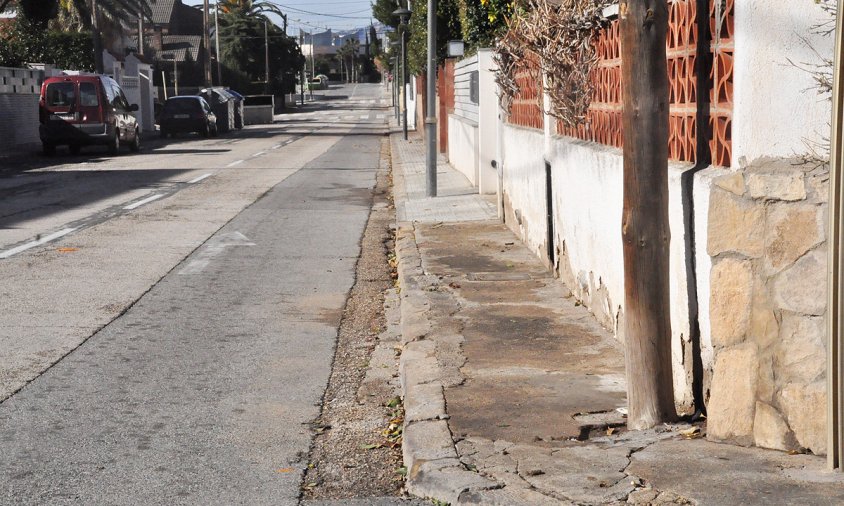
[203,0,212,86]
[619,0,677,430]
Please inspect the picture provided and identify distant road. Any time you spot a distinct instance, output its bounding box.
[0,83,390,505]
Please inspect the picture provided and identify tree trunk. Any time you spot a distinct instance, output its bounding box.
[91,0,104,74]
[619,0,677,430]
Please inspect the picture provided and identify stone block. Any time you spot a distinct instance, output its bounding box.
[707,343,759,444]
[747,172,806,202]
[406,460,499,505]
[713,172,745,196]
[753,401,798,452]
[764,204,824,274]
[403,420,458,474]
[757,354,775,404]
[778,382,827,455]
[774,314,826,384]
[459,486,561,505]
[710,258,753,348]
[405,382,446,423]
[707,189,766,258]
[749,288,778,350]
[773,249,827,316]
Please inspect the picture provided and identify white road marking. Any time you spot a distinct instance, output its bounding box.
[0,228,77,259]
[188,173,213,184]
[251,151,266,158]
[226,159,244,167]
[179,231,256,275]
[124,193,164,210]
[360,115,369,120]
[376,114,385,119]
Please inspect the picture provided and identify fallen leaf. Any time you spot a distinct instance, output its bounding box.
[606,427,616,436]
[360,443,383,450]
[276,468,294,473]
[57,247,78,253]
[448,282,461,289]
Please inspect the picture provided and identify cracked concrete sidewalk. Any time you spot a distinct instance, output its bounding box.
[388,127,844,504]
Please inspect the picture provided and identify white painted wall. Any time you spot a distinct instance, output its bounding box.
[405,81,417,130]
[477,49,499,195]
[454,56,479,122]
[501,124,548,259]
[447,56,481,186]
[549,138,624,332]
[692,166,730,395]
[732,1,833,166]
[0,67,44,152]
[502,122,701,409]
[448,115,479,185]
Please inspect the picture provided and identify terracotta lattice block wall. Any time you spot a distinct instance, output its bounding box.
[666,0,698,163]
[710,0,734,168]
[507,52,544,130]
[559,19,623,147]
[551,0,733,167]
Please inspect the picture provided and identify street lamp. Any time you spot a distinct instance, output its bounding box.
[424,0,438,197]
[390,43,399,121]
[393,6,410,141]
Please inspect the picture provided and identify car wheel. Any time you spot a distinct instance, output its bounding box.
[202,124,210,138]
[160,129,168,139]
[42,142,56,156]
[108,130,120,156]
[129,128,141,152]
[69,144,81,155]
[211,124,219,137]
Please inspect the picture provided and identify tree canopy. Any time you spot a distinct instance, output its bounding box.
[218,8,304,94]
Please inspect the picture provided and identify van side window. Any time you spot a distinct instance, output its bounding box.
[45,82,75,107]
[79,82,99,107]
[103,78,116,107]
[115,86,131,110]
[109,82,124,110]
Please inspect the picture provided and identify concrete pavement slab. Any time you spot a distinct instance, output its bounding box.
[390,127,844,504]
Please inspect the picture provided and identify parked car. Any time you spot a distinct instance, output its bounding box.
[38,74,141,156]
[158,96,218,138]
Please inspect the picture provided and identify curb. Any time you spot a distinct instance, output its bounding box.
[391,131,502,503]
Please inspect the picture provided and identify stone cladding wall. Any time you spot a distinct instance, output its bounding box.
[706,162,829,455]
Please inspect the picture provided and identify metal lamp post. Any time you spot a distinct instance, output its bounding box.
[390,45,399,121]
[424,0,437,196]
[393,6,411,141]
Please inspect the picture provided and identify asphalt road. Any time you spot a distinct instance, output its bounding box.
[0,83,389,505]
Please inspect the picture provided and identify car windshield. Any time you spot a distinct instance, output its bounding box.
[164,99,201,113]
[45,82,76,107]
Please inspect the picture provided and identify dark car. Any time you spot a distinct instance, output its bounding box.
[39,74,141,156]
[158,96,218,138]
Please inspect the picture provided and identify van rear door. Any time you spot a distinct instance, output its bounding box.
[43,81,78,122]
[77,80,102,124]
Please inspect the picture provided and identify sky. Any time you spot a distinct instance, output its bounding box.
[183,0,379,36]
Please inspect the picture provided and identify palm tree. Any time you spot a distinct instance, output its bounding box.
[218,0,283,19]
[63,0,154,73]
[336,38,359,83]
